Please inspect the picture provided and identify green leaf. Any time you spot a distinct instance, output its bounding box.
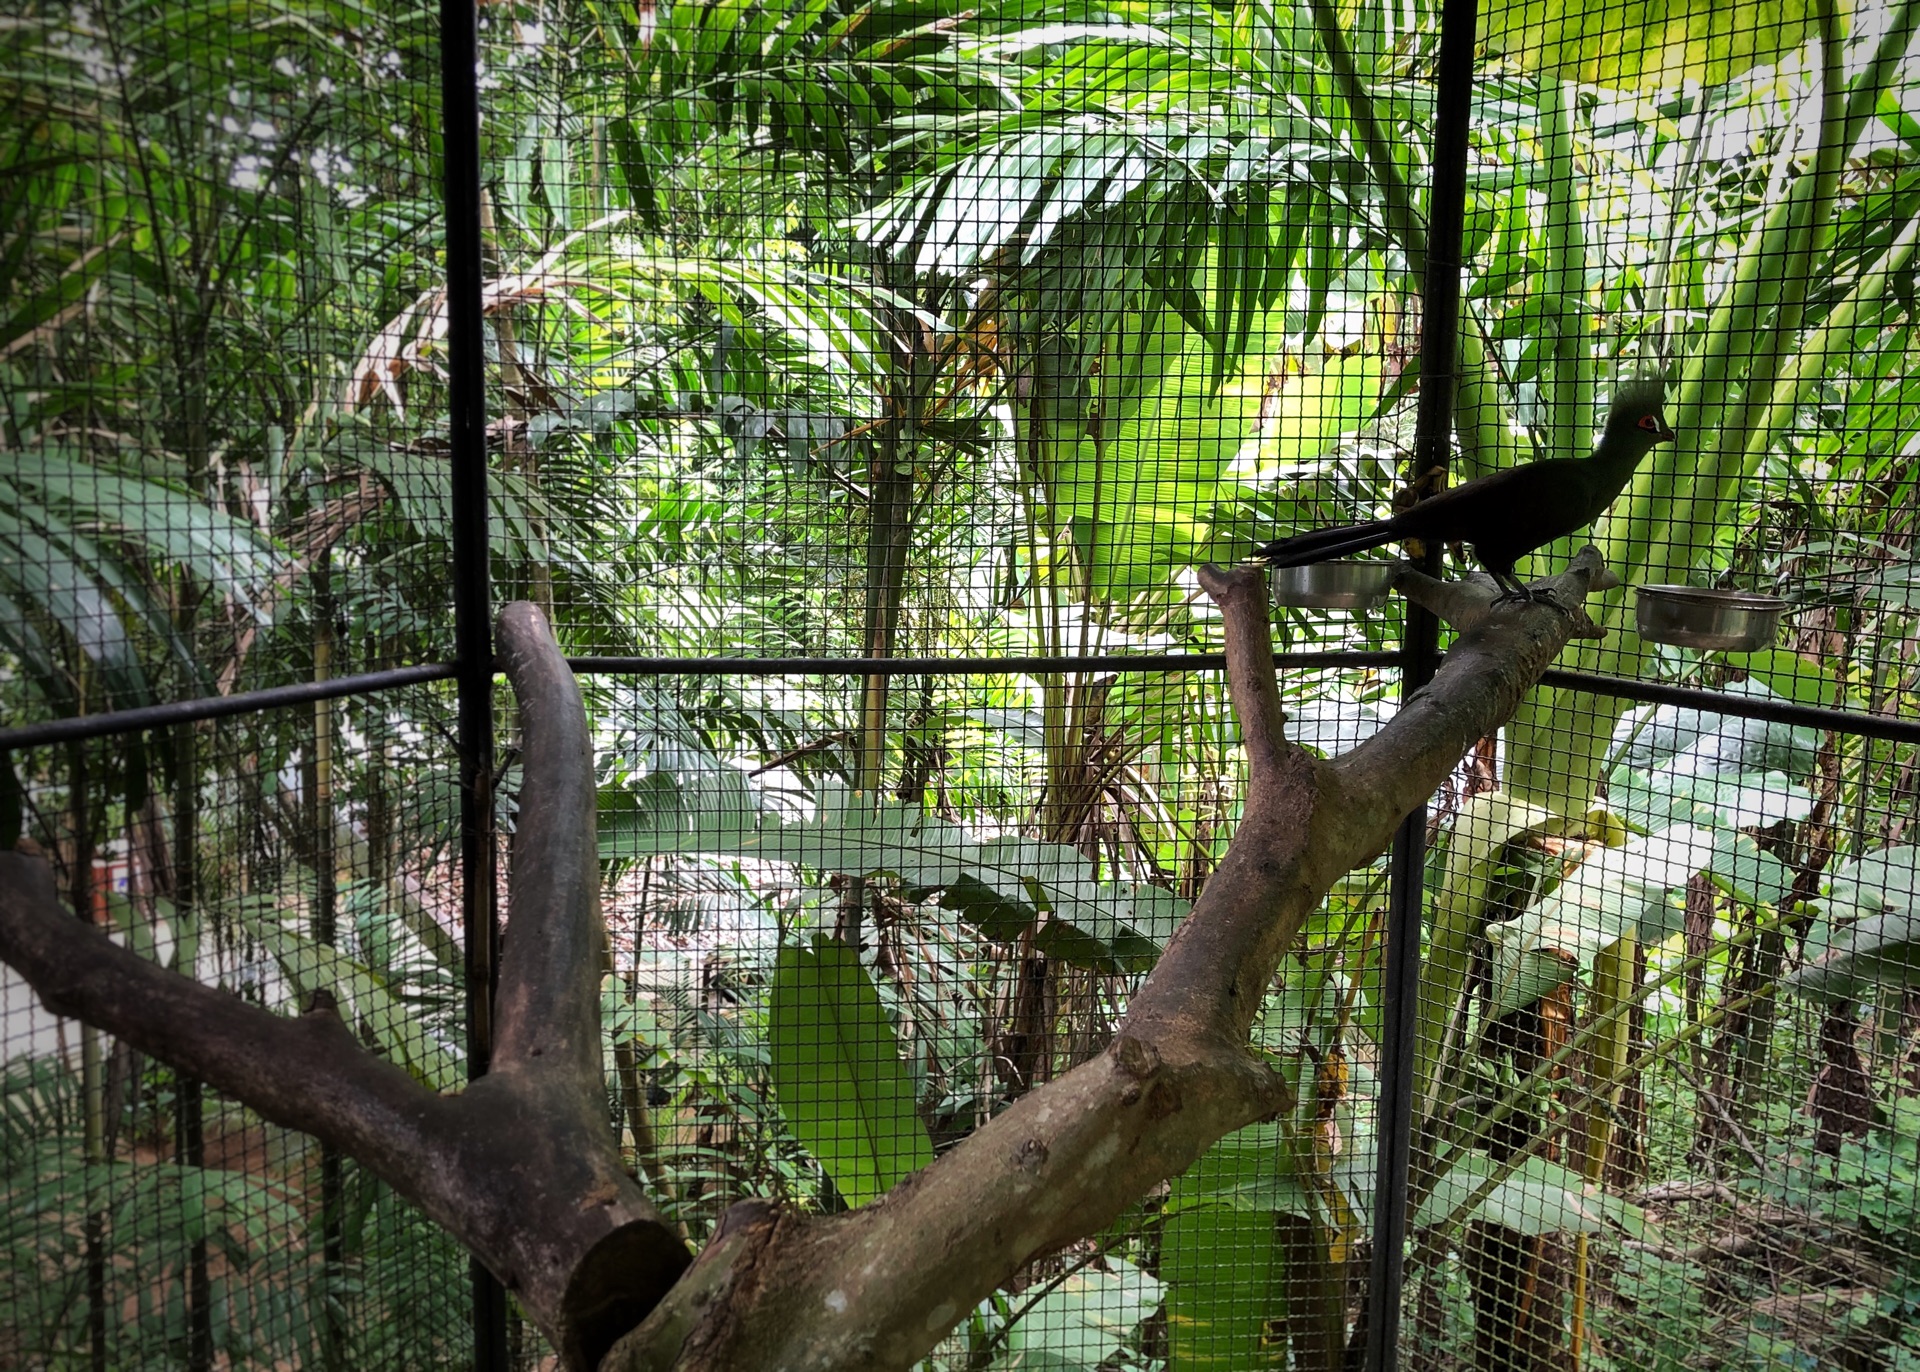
[1484,823,1788,1014]
[1828,845,1920,916]
[1257,349,1383,466]
[1612,766,1816,832]
[236,902,460,1093]
[601,785,1185,971]
[1161,1201,1287,1370]
[1721,647,1839,709]
[1165,1124,1311,1217]
[1052,309,1267,593]
[0,511,153,709]
[1789,846,1920,1001]
[994,1256,1165,1371]
[1702,829,1795,908]
[5,449,279,604]
[1791,903,1920,1003]
[1480,0,1825,91]
[1416,1150,1647,1238]
[1674,771,1817,830]
[767,937,934,1208]
[607,116,661,227]
[1609,679,1819,780]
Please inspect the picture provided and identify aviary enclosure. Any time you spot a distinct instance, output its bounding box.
[2,0,1919,1368]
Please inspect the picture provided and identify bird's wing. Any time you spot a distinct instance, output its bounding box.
[1396,458,1592,539]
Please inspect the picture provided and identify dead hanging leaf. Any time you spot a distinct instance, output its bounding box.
[345,211,635,418]
[345,288,435,417]
[213,472,389,695]
[1809,1005,1872,1155]
[1300,1043,1363,1264]
[344,274,601,419]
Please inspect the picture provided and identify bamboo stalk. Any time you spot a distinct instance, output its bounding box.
[1569,930,1637,1371]
[1539,79,1592,472]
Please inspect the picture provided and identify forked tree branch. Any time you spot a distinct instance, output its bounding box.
[0,555,1608,1372]
[606,549,1613,1370]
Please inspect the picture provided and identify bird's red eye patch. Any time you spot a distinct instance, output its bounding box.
[1637,414,1662,432]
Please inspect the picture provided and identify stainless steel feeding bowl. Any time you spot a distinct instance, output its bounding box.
[1269,561,1397,610]
[1635,585,1787,652]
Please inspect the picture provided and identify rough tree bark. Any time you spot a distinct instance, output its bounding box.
[0,555,1614,1371]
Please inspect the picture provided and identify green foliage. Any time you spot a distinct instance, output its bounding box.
[1415,1151,1646,1238]
[987,1256,1165,1371]
[603,782,1188,973]
[1791,845,1920,1001]
[1483,822,1794,1015]
[1164,1126,1312,1222]
[1714,1099,1920,1370]
[0,451,274,711]
[1588,1245,1714,1372]
[1159,1126,1300,1370]
[1160,1205,1287,1370]
[767,936,934,1207]
[1481,0,1826,91]
[7,0,1920,1363]
[0,1056,467,1369]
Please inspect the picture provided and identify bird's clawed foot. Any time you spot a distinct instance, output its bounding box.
[1489,583,1572,616]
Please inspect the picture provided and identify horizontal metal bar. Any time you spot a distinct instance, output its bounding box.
[7,654,1909,751]
[1539,667,1920,746]
[0,664,459,750]
[564,650,1408,677]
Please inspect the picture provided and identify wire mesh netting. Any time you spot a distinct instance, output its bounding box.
[2,0,1918,1368]
[1,1,471,1366]
[0,689,472,1366]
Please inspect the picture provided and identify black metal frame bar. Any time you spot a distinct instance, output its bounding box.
[438,0,508,1364]
[0,665,457,751]
[1367,0,1480,1364]
[565,650,1406,677]
[1541,666,1920,746]
[7,654,1910,756]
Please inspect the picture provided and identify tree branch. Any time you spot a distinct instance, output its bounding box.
[1,569,1610,1371]
[608,553,1613,1371]
[493,599,607,1081]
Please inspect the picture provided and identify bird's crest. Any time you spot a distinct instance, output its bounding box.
[1608,377,1668,420]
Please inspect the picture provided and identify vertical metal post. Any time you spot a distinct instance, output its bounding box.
[1365,0,1479,1366]
[311,568,346,1371]
[173,722,213,1372]
[71,736,107,1372]
[440,0,507,1365]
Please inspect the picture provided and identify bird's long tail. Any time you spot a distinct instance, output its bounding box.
[1253,518,1402,567]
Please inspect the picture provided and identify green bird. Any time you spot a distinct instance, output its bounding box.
[1255,379,1675,603]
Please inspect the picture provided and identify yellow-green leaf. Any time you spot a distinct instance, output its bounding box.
[1480,0,1832,92]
